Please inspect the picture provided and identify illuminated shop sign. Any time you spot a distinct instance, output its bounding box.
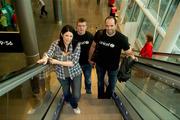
[0,32,23,52]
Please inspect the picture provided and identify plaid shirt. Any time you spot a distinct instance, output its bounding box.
[47,40,82,80]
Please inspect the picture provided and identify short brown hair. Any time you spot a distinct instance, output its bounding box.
[146,34,153,42]
[105,16,117,24]
[77,18,87,23]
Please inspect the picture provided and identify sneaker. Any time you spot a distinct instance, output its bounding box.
[73,107,81,114]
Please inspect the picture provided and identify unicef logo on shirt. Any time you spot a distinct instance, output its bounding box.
[85,41,89,44]
[80,41,89,45]
[99,41,115,48]
[110,44,115,48]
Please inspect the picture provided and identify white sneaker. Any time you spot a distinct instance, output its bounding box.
[73,107,81,114]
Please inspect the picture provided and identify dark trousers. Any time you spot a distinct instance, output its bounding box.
[59,75,81,108]
[40,5,48,16]
[96,64,118,99]
[81,64,92,93]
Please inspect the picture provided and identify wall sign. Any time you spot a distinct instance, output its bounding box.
[0,32,23,53]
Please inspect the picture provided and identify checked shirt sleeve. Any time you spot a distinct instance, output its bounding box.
[47,40,58,58]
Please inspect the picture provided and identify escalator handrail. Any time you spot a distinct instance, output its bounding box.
[0,64,49,96]
[133,63,180,89]
[136,56,180,75]
[133,49,180,58]
[121,54,180,75]
[0,64,41,82]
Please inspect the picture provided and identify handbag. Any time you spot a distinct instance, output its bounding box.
[117,56,135,82]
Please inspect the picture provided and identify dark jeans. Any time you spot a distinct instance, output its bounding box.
[81,64,92,93]
[40,5,48,16]
[96,64,118,99]
[59,74,81,108]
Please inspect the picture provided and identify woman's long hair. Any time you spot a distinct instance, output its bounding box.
[58,25,76,52]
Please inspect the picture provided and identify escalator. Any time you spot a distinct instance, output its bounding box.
[0,64,62,120]
[0,53,179,120]
[114,54,180,120]
[0,63,123,120]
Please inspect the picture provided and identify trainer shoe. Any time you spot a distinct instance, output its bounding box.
[73,107,81,114]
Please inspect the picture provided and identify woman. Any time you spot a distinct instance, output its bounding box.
[110,4,117,17]
[140,34,153,58]
[37,25,82,114]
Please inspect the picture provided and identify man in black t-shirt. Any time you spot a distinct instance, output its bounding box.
[89,16,136,99]
[74,18,94,94]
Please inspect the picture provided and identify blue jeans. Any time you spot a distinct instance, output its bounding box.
[96,64,118,98]
[81,64,92,93]
[58,74,81,108]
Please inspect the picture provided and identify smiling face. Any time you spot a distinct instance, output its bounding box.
[105,18,117,36]
[62,31,73,46]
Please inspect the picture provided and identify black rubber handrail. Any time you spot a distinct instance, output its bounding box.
[0,64,49,96]
[133,49,180,58]
[0,64,41,82]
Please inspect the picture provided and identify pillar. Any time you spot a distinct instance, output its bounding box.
[15,0,40,94]
[53,0,62,24]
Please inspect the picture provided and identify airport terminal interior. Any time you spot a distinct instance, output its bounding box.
[0,0,180,120]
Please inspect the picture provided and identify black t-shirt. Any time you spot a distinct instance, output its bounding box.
[74,31,94,65]
[94,30,129,70]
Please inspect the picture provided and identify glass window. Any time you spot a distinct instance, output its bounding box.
[154,34,163,51]
[116,0,122,10]
[162,0,180,30]
[141,0,150,6]
[138,16,155,45]
[176,35,180,50]
[148,0,170,22]
[125,0,135,22]
[130,4,140,22]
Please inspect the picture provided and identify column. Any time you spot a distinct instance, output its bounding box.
[15,0,40,94]
[53,0,62,24]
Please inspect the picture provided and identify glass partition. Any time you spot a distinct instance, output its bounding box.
[131,67,179,118]
[115,64,180,119]
[0,65,61,120]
